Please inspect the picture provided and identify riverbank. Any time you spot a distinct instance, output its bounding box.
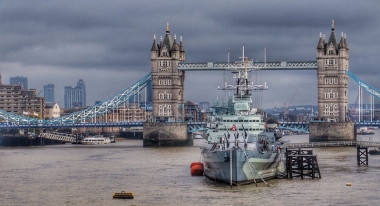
[0,135,64,146]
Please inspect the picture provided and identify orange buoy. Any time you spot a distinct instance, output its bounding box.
[191,164,204,176]
[190,162,203,168]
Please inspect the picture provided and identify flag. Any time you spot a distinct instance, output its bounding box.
[231,125,236,131]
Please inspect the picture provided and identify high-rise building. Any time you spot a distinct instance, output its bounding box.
[64,79,86,109]
[44,83,54,103]
[10,76,28,90]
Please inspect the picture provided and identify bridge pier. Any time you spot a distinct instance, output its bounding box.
[143,122,193,147]
[309,122,355,142]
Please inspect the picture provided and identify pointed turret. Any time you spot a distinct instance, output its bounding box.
[317,32,325,58]
[343,34,348,49]
[172,34,180,60]
[151,34,159,51]
[338,32,344,49]
[179,36,185,61]
[327,20,338,50]
[172,34,179,51]
[151,34,159,60]
[317,32,325,50]
[163,22,173,50]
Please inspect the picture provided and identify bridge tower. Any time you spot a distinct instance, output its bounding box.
[143,23,191,147]
[310,20,355,142]
[316,20,349,122]
[150,22,185,122]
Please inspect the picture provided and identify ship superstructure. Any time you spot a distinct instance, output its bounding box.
[200,47,286,185]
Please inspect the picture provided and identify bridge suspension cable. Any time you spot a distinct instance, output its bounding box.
[0,72,152,124]
[346,70,380,99]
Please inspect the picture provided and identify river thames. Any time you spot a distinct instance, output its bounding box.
[1,131,380,206]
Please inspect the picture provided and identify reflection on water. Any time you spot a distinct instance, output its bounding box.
[1,131,380,205]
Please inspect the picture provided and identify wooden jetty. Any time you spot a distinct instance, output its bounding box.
[285,141,380,148]
[285,148,321,179]
[285,141,378,166]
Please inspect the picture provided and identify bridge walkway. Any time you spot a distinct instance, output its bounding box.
[285,141,380,148]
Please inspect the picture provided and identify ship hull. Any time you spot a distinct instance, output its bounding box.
[201,148,285,185]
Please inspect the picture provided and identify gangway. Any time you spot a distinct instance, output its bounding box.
[38,133,76,143]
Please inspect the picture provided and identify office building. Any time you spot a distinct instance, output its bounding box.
[0,74,44,118]
[10,76,28,90]
[64,79,86,109]
[44,84,54,103]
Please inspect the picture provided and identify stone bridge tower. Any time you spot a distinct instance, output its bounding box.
[143,23,191,147]
[150,23,185,122]
[310,20,355,142]
[316,20,349,122]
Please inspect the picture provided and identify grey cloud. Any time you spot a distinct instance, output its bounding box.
[0,0,379,108]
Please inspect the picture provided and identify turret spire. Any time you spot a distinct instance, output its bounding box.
[166,22,170,34]
[332,19,335,31]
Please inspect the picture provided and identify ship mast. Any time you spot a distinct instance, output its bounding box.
[220,46,268,98]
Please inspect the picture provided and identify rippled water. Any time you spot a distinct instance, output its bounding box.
[1,131,380,206]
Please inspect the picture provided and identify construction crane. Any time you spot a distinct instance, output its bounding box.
[350,92,359,115]
[270,99,277,112]
[284,88,299,120]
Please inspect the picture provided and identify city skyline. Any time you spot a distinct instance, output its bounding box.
[64,79,86,109]
[0,1,379,109]
[43,83,54,103]
[9,76,28,90]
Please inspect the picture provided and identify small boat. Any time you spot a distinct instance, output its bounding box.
[113,191,134,199]
[357,130,375,135]
[369,148,380,155]
[367,126,378,130]
[81,135,112,145]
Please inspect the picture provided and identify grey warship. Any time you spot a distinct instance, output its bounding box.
[201,47,286,185]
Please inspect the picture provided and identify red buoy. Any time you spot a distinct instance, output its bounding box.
[190,162,203,168]
[190,162,204,176]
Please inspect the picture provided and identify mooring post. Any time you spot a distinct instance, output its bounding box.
[356,146,368,166]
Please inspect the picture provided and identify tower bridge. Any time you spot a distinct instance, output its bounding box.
[0,21,380,145]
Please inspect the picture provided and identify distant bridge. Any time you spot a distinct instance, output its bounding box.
[0,61,379,130]
[1,120,379,131]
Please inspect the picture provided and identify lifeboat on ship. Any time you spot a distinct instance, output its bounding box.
[190,162,204,176]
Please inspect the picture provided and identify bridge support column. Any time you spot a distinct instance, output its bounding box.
[309,122,355,142]
[143,122,193,147]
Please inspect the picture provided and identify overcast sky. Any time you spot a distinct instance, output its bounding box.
[0,0,379,109]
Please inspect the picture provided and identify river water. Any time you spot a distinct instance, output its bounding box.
[1,131,380,206]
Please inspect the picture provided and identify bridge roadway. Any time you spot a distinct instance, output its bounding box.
[178,61,318,71]
[1,121,379,131]
[0,121,207,132]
